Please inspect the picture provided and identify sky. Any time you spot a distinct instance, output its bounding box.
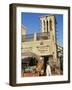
[21,12,63,46]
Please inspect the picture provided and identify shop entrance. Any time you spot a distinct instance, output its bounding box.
[42,56,49,75]
[21,57,38,77]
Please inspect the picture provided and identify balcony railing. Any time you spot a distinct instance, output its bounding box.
[22,32,50,42]
[22,34,34,42]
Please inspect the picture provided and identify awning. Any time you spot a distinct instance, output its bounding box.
[21,51,41,61]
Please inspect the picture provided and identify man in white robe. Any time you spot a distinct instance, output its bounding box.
[46,62,52,76]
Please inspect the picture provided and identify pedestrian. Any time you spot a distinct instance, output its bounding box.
[46,61,52,76]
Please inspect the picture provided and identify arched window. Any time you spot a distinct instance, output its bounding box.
[43,20,45,31]
[49,19,52,30]
[47,20,48,32]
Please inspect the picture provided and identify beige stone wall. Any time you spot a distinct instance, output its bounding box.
[40,15,57,62]
[22,39,52,56]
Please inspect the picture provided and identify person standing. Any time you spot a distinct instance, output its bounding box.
[46,61,52,76]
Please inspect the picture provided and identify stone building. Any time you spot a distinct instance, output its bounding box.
[21,15,63,76]
[40,15,58,66]
[21,24,26,35]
